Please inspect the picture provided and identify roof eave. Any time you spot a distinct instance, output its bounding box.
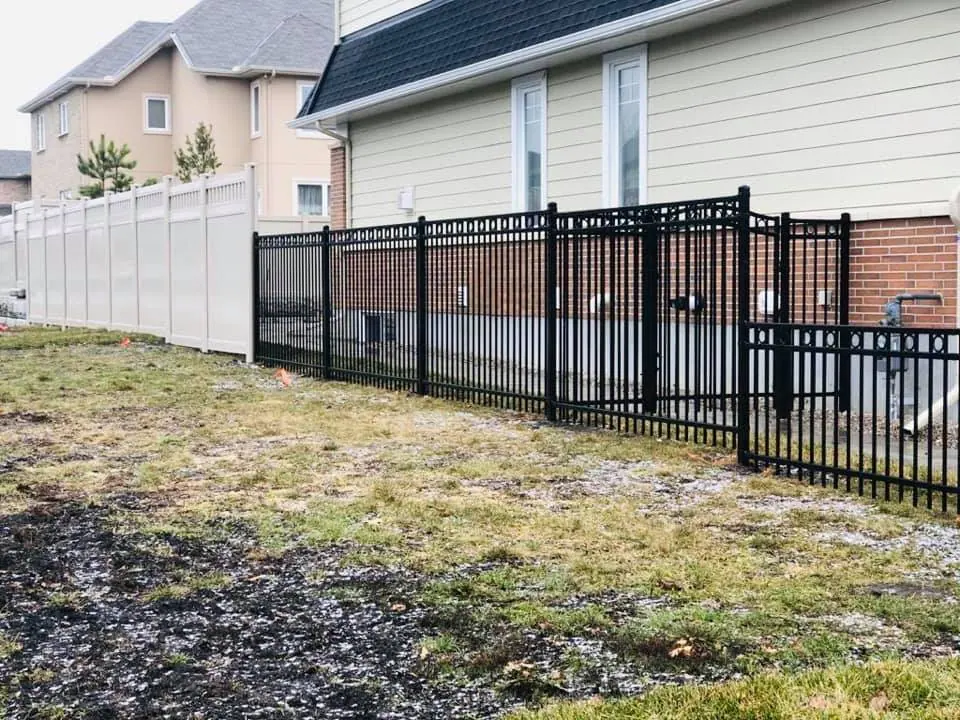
[19,31,174,113]
[306,0,785,123]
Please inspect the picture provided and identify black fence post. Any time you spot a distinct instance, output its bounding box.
[641,210,658,415]
[321,225,332,380]
[773,213,793,419]
[544,203,559,422]
[837,212,852,413]
[251,231,260,363]
[736,186,752,464]
[415,216,428,396]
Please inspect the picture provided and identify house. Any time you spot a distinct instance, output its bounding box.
[20,0,337,218]
[295,0,960,326]
[0,151,31,216]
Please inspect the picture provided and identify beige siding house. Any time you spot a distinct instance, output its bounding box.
[302,0,960,225]
[21,0,336,218]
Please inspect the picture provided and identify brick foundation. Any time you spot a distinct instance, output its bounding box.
[849,217,957,328]
[330,145,347,231]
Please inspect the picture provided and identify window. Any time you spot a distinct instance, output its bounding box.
[143,95,170,133]
[251,82,262,137]
[295,182,329,216]
[603,46,648,207]
[511,72,547,212]
[296,81,322,137]
[59,190,73,201]
[35,113,46,152]
[58,102,69,137]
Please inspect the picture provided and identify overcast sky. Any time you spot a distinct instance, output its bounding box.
[1,0,198,150]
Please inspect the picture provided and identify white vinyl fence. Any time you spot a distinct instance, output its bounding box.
[0,166,262,360]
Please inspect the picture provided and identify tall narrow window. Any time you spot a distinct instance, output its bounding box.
[603,46,648,208]
[251,82,262,137]
[511,73,547,212]
[35,113,46,152]
[58,102,69,137]
[296,80,322,137]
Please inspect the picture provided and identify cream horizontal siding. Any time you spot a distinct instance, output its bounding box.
[350,82,512,225]
[648,0,960,217]
[340,0,431,35]
[547,59,604,210]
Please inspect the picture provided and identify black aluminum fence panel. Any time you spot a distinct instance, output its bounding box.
[554,193,746,445]
[423,211,549,412]
[746,325,960,512]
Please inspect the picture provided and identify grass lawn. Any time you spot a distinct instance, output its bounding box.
[0,327,958,719]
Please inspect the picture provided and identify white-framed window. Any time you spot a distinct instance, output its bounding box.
[59,189,73,201]
[251,82,262,137]
[35,113,46,152]
[143,95,170,133]
[58,102,69,137]
[296,80,322,138]
[511,72,547,212]
[602,46,648,208]
[294,181,330,216]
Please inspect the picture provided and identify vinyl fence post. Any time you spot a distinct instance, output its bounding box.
[736,185,752,465]
[104,192,114,329]
[59,203,67,329]
[81,199,89,326]
[544,202,559,422]
[252,231,260,364]
[162,177,173,342]
[41,207,48,325]
[199,174,210,353]
[773,212,793,419]
[641,209,659,416]
[415,215,428,396]
[131,186,141,331]
[837,212,852,413]
[321,225,332,379]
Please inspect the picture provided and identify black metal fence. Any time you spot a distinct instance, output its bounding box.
[254,187,959,511]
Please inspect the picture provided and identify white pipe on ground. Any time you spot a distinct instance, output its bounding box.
[910,185,960,437]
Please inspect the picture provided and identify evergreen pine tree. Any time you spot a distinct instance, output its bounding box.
[76,135,137,199]
[174,123,222,183]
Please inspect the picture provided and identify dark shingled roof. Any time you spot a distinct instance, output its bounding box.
[303,0,687,115]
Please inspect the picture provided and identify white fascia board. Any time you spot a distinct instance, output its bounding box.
[292,0,783,127]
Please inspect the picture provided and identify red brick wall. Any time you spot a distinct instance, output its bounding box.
[849,217,957,328]
[331,215,960,329]
[330,145,347,231]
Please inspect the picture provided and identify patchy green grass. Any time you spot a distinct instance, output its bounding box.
[512,659,960,719]
[1,326,958,714]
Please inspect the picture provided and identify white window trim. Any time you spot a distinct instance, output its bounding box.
[296,81,323,138]
[35,113,46,152]
[143,94,171,134]
[292,179,331,217]
[251,81,262,138]
[58,102,69,137]
[602,45,648,208]
[510,71,548,213]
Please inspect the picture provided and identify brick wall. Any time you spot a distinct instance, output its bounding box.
[330,145,347,230]
[0,178,30,207]
[849,217,957,328]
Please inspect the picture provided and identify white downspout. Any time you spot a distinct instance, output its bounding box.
[905,186,960,436]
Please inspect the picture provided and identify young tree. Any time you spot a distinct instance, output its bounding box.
[76,135,137,199]
[174,123,222,183]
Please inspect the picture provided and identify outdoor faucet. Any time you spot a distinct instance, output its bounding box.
[880,293,943,327]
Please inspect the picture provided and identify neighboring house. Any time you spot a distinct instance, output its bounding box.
[20,0,336,218]
[0,151,31,216]
[296,0,960,326]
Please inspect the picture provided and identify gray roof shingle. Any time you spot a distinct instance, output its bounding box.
[0,151,31,179]
[22,0,334,111]
[303,0,687,115]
